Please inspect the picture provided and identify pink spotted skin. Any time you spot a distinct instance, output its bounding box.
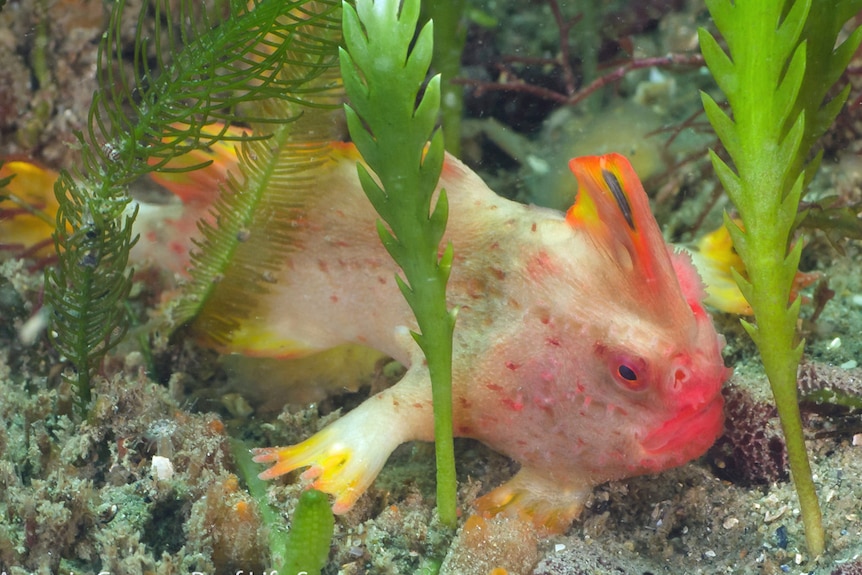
[201,146,730,533]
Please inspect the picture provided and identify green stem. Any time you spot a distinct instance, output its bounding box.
[771,369,824,556]
[424,0,466,156]
[230,438,290,569]
[745,236,823,555]
[417,266,457,529]
[341,0,458,528]
[698,0,843,555]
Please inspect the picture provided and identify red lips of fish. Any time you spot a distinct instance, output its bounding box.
[640,395,725,462]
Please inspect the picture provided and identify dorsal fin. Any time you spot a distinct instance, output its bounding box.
[566,153,687,314]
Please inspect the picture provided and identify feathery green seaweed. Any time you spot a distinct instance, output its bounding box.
[699,0,862,555]
[173,1,344,338]
[45,0,339,415]
[340,0,458,528]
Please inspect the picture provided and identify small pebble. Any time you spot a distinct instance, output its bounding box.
[764,505,788,522]
[554,544,566,552]
[840,359,858,370]
[827,337,842,350]
[703,550,716,559]
[151,455,174,481]
[776,525,788,549]
[853,433,862,446]
[723,517,739,529]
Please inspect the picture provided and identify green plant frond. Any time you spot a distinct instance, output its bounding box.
[173,1,343,340]
[778,171,806,235]
[810,83,853,145]
[357,162,387,213]
[342,101,380,168]
[405,20,435,90]
[816,28,861,96]
[342,0,457,527]
[775,112,806,198]
[46,0,342,415]
[798,196,862,250]
[707,149,742,208]
[697,28,737,99]
[701,0,862,556]
[785,0,862,187]
[775,44,807,128]
[739,316,759,344]
[775,0,811,53]
[801,1,862,101]
[730,266,755,316]
[703,0,734,52]
[283,489,334,575]
[46,172,138,414]
[92,0,341,176]
[700,93,740,163]
[781,234,805,289]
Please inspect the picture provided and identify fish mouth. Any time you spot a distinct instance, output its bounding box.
[641,397,724,456]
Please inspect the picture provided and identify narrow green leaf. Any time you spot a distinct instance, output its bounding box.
[775,0,811,52]
[701,94,741,162]
[707,149,742,207]
[775,43,807,127]
[810,83,851,141]
[704,0,736,51]
[775,113,806,200]
[698,28,738,99]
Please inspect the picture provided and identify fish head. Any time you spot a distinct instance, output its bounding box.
[562,154,729,480]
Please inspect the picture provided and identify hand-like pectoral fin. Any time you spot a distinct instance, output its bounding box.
[253,361,435,515]
[474,467,592,534]
[253,421,376,514]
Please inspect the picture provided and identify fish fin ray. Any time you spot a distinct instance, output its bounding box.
[565,153,685,311]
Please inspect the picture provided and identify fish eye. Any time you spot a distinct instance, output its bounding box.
[614,360,648,392]
[596,343,649,391]
[618,364,638,382]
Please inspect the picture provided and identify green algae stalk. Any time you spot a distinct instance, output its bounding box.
[231,438,334,573]
[283,489,336,575]
[340,0,458,528]
[423,0,467,156]
[699,0,862,555]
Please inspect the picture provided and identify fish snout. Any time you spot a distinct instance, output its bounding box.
[664,353,726,411]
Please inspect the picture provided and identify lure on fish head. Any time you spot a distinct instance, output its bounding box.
[561,154,728,479]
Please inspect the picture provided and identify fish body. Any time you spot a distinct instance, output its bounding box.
[0,147,729,532]
[242,146,729,532]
